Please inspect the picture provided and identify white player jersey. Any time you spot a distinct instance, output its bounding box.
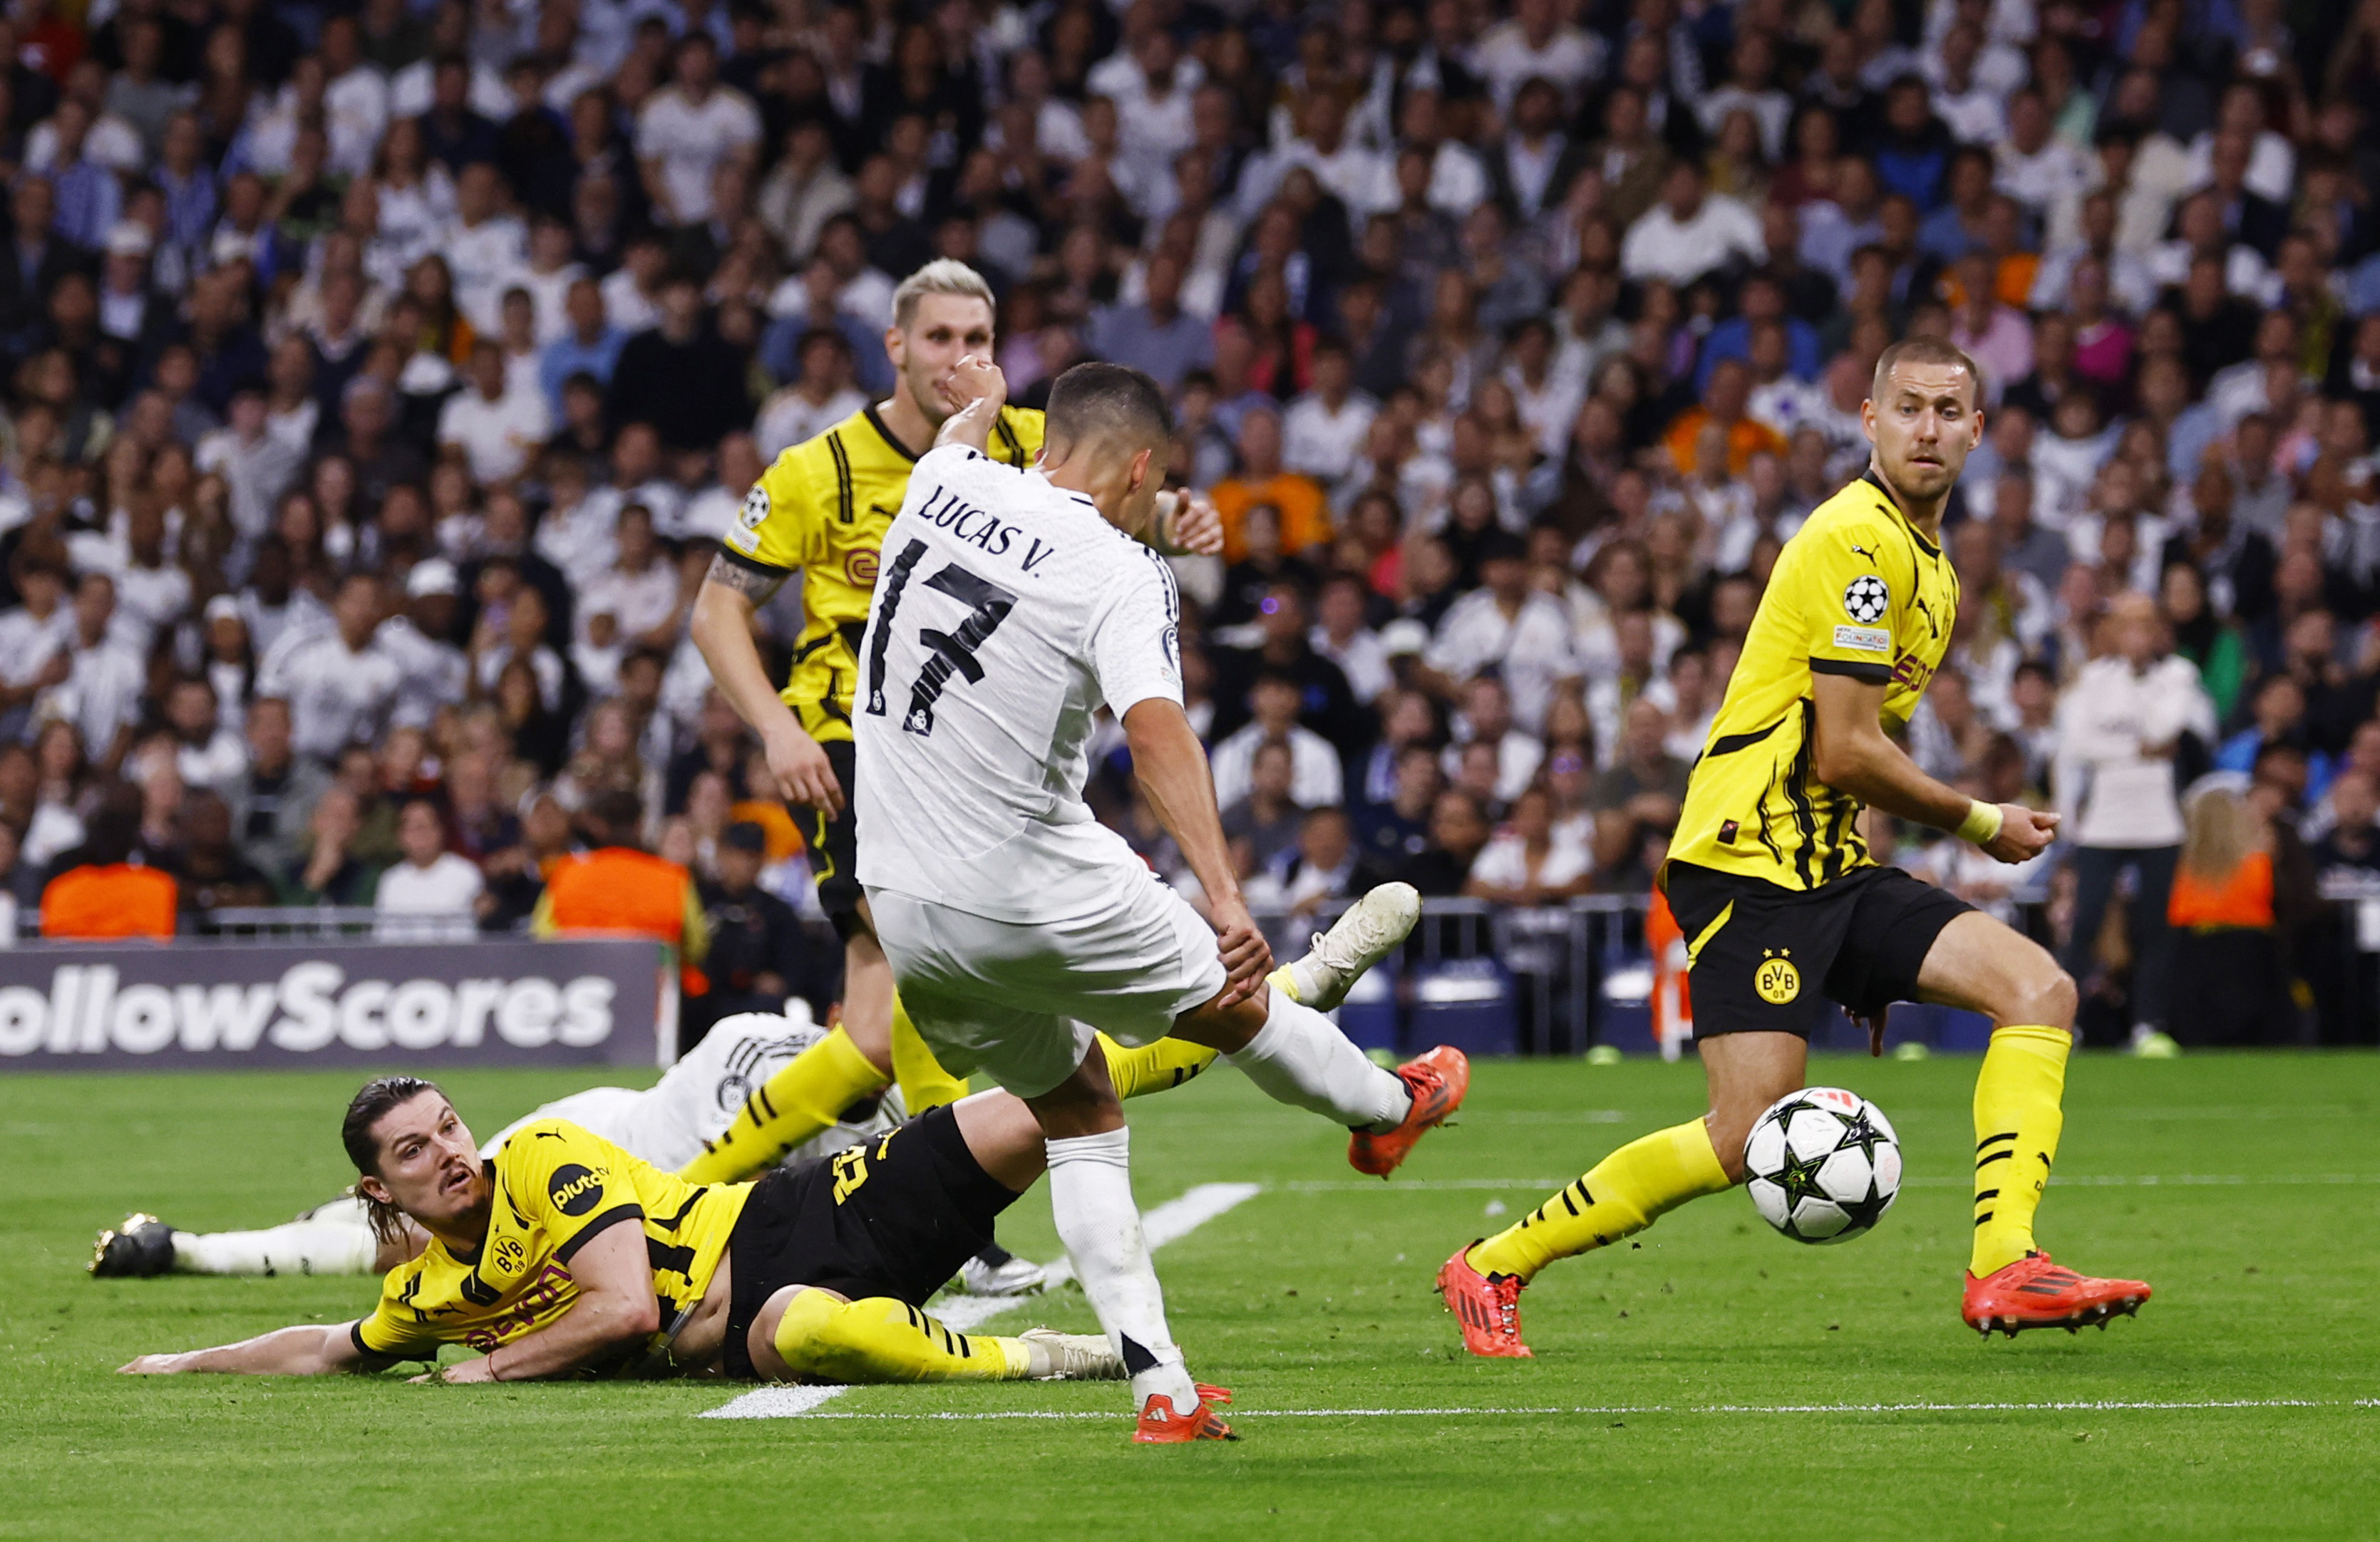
[481,1006,900,1171]
[854,443,1184,923]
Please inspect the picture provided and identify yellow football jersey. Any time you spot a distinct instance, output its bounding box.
[716,403,1046,742]
[350,1119,749,1370]
[1669,472,1962,891]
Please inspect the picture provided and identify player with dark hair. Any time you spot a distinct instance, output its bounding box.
[852,354,1460,1442]
[678,262,1404,1265]
[679,263,1235,1242]
[118,1077,1120,1386]
[1437,337,2152,1355]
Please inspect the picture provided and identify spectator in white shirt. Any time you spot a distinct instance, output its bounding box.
[500,214,587,348]
[580,504,683,650]
[256,571,402,764]
[1994,87,2092,222]
[755,328,867,459]
[1243,805,1361,920]
[1208,672,1346,810]
[1442,673,1544,806]
[1464,785,1594,905]
[319,15,390,177]
[377,558,470,730]
[43,572,146,769]
[443,162,527,333]
[103,502,192,658]
[1422,529,1580,733]
[470,583,567,715]
[2052,593,2216,1043]
[1620,160,1765,289]
[1245,93,1396,229]
[1696,33,1793,162]
[1472,0,1605,113]
[436,339,550,485]
[1310,574,1391,705]
[676,436,768,560]
[164,676,247,795]
[1108,28,1198,187]
[635,33,761,227]
[375,796,486,941]
[599,230,669,338]
[1281,340,1378,482]
[0,557,76,740]
[575,423,686,549]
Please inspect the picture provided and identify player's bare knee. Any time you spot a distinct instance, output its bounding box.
[2000,953,2077,1030]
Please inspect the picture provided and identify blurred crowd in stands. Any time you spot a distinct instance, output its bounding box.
[1,0,2378,1045]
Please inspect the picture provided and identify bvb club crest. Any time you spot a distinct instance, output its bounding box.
[1755,948,1801,1004]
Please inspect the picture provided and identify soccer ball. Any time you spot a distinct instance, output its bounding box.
[1743,1087,1902,1244]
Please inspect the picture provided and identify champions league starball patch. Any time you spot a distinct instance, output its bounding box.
[1843,574,1890,624]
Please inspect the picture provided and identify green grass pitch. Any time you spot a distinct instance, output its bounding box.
[4,1052,2376,1540]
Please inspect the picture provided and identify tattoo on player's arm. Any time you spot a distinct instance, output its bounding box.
[703,553,788,606]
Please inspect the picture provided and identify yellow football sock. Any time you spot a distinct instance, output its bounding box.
[1098,1033,1220,1098]
[679,1024,889,1185]
[1971,1024,2069,1277]
[1269,961,1304,1003]
[1466,1119,1731,1283]
[772,1290,1030,1383]
[889,995,969,1113]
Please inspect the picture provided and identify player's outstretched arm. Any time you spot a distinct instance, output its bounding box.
[933,353,1007,453]
[120,1323,370,1377]
[1810,672,2057,864]
[1123,698,1273,1003]
[423,1222,659,1384]
[692,559,843,814]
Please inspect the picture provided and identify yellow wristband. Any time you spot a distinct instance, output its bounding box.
[1956,800,2004,845]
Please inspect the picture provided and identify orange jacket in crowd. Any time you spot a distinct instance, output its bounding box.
[532,846,711,992]
[1210,470,1332,563]
[41,864,178,939]
[2168,849,2275,931]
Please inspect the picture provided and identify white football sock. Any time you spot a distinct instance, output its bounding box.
[1043,1127,1199,1418]
[1226,992,1412,1131]
[172,1217,380,1276]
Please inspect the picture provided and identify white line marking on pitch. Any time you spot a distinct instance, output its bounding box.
[701,1181,1262,1421]
[1282,1174,2380,1193]
[763,1397,2380,1423]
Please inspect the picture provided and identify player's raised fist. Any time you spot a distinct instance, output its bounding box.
[1981,804,2058,864]
[937,353,1007,414]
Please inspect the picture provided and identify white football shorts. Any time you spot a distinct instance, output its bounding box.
[869,866,1229,1098]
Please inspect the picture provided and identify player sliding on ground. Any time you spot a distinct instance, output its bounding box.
[120,1077,1130,1385]
[852,356,1466,1443]
[1437,338,2151,1356]
[89,889,1408,1283]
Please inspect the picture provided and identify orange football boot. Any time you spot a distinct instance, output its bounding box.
[1348,1047,1470,1176]
[1133,1384,1237,1442]
[1436,1242,1534,1358]
[1962,1252,2152,1337]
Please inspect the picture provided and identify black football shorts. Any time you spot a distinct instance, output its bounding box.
[1662,860,1975,1038]
[719,1104,1019,1377]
